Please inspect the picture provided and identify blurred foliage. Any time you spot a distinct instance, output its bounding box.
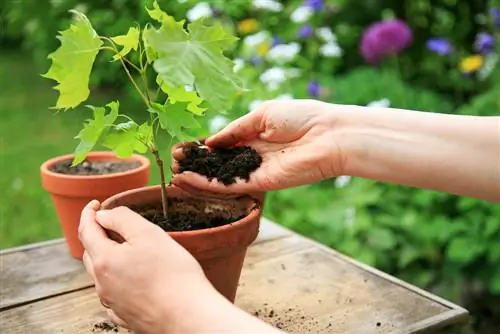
[2,0,500,332]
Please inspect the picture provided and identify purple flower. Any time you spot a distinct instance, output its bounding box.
[304,0,323,11]
[271,36,282,47]
[474,32,495,54]
[360,19,413,65]
[298,25,314,38]
[250,56,263,65]
[490,8,500,28]
[426,38,453,55]
[307,80,321,97]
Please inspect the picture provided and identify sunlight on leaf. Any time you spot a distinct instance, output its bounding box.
[42,10,103,110]
[111,27,140,61]
[148,102,200,141]
[73,101,119,165]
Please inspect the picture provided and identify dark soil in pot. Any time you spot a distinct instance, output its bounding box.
[177,143,262,185]
[49,159,142,175]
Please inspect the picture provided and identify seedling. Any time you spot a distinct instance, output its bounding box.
[42,1,245,218]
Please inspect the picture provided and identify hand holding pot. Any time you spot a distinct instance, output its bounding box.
[79,201,283,334]
[171,99,349,193]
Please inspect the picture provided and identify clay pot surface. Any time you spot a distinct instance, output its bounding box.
[101,185,262,302]
[41,151,150,259]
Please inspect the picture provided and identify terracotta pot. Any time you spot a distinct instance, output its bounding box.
[100,185,262,303]
[40,151,150,259]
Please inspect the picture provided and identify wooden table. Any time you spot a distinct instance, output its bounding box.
[1,218,469,333]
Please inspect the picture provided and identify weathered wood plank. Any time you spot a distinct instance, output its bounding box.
[0,244,467,333]
[0,218,292,310]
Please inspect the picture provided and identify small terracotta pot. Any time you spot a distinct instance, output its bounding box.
[100,185,262,303]
[41,151,150,259]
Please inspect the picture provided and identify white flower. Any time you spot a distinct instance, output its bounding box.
[260,67,300,91]
[276,93,294,100]
[367,98,391,108]
[244,31,270,47]
[253,0,283,12]
[209,116,229,133]
[233,58,245,72]
[291,6,313,23]
[319,42,342,57]
[316,27,336,42]
[266,42,301,64]
[249,100,264,111]
[187,2,213,22]
[335,175,351,188]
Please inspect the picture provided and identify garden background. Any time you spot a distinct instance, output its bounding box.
[1,0,499,332]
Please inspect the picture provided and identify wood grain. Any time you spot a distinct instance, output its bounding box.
[1,244,466,333]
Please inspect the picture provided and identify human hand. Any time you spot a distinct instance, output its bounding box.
[78,200,219,333]
[171,99,349,193]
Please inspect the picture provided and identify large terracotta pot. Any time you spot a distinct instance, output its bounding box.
[40,151,150,259]
[100,184,262,303]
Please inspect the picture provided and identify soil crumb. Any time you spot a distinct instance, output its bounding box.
[251,304,318,332]
[92,321,119,332]
[50,159,141,176]
[178,143,262,185]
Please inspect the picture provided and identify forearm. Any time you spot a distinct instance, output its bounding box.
[338,105,500,202]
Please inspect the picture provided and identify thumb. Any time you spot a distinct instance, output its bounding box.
[96,207,160,242]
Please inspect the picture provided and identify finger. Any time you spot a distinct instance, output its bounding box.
[171,171,265,194]
[205,108,265,148]
[171,160,181,174]
[96,207,159,242]
[106,309,130,329]
[79,200,115,258]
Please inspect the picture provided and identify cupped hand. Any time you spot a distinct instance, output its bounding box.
[78,201,217,333]
[171,99,349,193]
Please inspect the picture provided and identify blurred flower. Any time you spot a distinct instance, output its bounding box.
[244,31,270,47]
[426,37,453,55]
[187,2,213,21]
[276,93,294,100]
[305,0,324,11]
[459,55,484,73]
[250,56,263,65]
[209,115,228,133]
[335,175,351,188]
[298,25,314,38]
[253,0,283,12]
[367,98,390,108]
[291,6,313,23]
[474,32,495,54]
[360,19,413,65]
[237,18,259,34]
[260,67,300,90]
[249,100,264,111]
[478,53,498,80]
[490,8,500,28]
[316,27,336,42]
[267,42,301,63]
[272,36,282,47]
[233,58,244,72]
[243,31,271,57]
[319,42,342,57]
[257,43,271,56]
[307,80,321,97]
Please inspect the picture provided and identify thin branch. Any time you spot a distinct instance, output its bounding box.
[151,147,168,219]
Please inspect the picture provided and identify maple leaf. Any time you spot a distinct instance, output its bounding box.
[111,27,140,61]
[42,10,103,110]
[148,102,200,141]
[102,122,152,158]
[73,101,119,165]
[142,7,244,112]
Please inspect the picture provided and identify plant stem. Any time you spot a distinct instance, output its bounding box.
[152,147,168,219]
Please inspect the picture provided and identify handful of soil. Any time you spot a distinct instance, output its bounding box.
[177,144,262,185]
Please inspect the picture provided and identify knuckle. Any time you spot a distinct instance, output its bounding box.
[93,258,110,277]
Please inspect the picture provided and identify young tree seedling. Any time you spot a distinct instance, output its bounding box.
[42,1,244,218]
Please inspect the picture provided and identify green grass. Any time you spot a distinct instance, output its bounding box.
[0,52,168,249]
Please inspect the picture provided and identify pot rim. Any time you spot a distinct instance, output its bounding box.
[40,151,151,180]
[101,184,262,237]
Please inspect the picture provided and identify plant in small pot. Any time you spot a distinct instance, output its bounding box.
[42,1,265,302]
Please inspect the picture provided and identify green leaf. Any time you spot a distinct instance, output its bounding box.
[142,7,243,111]
[110,27,140,61]
[490,268,500,294]
[156,76,206,115]
[102,122,152,157]
[42,10,103,110]
[148,102,200,141]
[398,246,421,268]
[446,237,484,263]
[146,0,169,23]
[73,101,119,165]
